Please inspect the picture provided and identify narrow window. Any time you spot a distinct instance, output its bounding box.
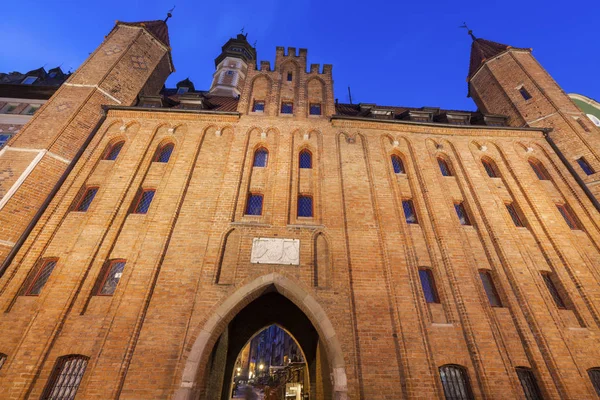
[309,103,322,115]
[516,367,543,400]
[287,72,293,81]
[253,148,268,167]
[418,269,440,303]
[154,143,174,163]
[21,259,58,296]
[41,355,89,400]
[0,353,6,370]
[528,159,550,180]
[226,70,234,76]
[402,200,418,224]
[454,203,471,226]
[73,187,98,212]
[0,134,11,148]
[542,273,567,309]
[439,365,474,400]
[576,118,591,133]
[94,260,126,296]
[556,204,580,230]
[297,196,313,217]
[438,158,452,176]
[519,87,532,100]
[281,102,294,114]
[22,76,37,85]
[246,194,263,215]
[252,100,265,112]
[588,368,600,396]
[103,141,125,161]
[479,271,502,307]
[391,155,405,174]
[576,157,594,175]
[299,150,312,169]
[132,189,155,214]
[482,159,499,178]
[506,203,525,227]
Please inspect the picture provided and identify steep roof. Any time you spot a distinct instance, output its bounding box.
[118,20,170,48]
[468,38,511,80]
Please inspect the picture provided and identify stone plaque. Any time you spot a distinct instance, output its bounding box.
[251,238,300,265]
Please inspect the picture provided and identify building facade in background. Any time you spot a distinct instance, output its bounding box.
[0,17,599,400]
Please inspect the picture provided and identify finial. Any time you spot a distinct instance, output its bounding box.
[240,26,245,35]
[253,40,257,48]
[165,5,175,22]
[459,22,477,41]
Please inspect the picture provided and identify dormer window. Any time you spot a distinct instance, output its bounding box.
[484,115,507,127]
[176,87,189,94]
[371,109,394,119]
[22,76,37,85]
[447,113,471,125]
[408,111,433,122]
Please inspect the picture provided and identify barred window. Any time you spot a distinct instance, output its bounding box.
[252,100,265,112]
[418,269,439,303]
[438,158,452,176]
[297,196,313,217]
[154,143,174,163]
[309,103,321,115]
[74,187,98,212]
[588,368,600,396]
[482,159,499,178]
[391,155,405,174]
[103,141,125,161]
[528,159,550,180]
[479,271,502,307]
[439,364,474,400]
[0,353,6,370]
[516,367,543,400]
[519,87,532,101]
[281,102,294,114]
[556,204,580,230]
[542,273,567,309]
[454,203,471,226]
[132,189,155,214]
[246,194,263,215]
[576,157,594,175]
[41,355,89,400]
[506,203,525,227]
[402,200,418,224]
[22,259,58,296]
[299,150,312,169]
[94,260,126,296]
[253,148,268,167]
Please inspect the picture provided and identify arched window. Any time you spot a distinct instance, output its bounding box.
[482,159,499,178]
[391,155,405,174]
[154,143,174,163]
[437,157,452,176]
[94,259,126,296]
[246,193,263,215]
[528,159,550,180]
[516,367,543,400]
[253,148,268,167]
[21,258,58,296]
[588,368,600,396]
[41,355,89,400]
[439,364,474,400]
[131,189,155,214]
[0,353,6,370]
[299,150,312,169]
[102,141,124,161]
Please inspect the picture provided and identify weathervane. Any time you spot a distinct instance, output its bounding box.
[459,22,477,41]
[165,6,176,22]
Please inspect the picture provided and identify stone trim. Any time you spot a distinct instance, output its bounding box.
[0,149,46,211]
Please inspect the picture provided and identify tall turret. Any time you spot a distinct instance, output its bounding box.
[209,33,256,97]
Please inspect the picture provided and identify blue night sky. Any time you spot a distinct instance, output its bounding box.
[2,0,598,111]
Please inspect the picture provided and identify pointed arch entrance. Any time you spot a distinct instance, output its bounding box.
[174,273,348,400]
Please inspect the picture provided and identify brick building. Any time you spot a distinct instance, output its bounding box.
[0,16,599,400]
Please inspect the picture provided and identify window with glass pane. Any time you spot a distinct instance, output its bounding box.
[516,367,543,400]
[96,260,126,295]
[438,158,452,176]
[519,87,532,100]
[439,365,474,400]
[309,103,321,115]
[391,155,405,174]
[479,271,502,307]
[418,269,439,303]
[253,148,268,167]
[528,160,550,180]
[246,194,263,215]
[133,190,155,214]
[402,200,418,224]
[0,353,6,370]
[506,203,525,227]
[542,273,567,309]
[556,204,580,230]
[588,368,600,396]
[482,159,499,178]
[576,157,594,175]
[22,259,57,296]
[299,150,312,168]
[297,196,313,217]
[75,187,98,212]
[287,72,293,81]
[103,141,124,161]
[454,203,471,226]
[0,134,12,148]
[154,143,174,163]
[281,102,293,114]
[41,355,88,400]
[252,100,265,112]
[576,118,591,133]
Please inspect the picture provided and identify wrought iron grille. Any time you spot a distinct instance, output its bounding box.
[588,368,600,396]
[97,260,126,296]
[155,143,174,163]
[309,103,321,115]
[438,158,452,176]
[299,151,312,169]
[297,196,313,217]
[542,273,567,309]
[402,200,418,224]
[418,269,439,303]
[516,367,543,400]
[246,194,263,215]
[454,203,471,226]
[528,160,550,180]
[42,355,88,400]
[439,365,474,400]
[75,187,98,212]
[134,190,155,214]
[253,149,268,167]
[479,271,502,307]
[24,259,57,296]
[506,203,525,227]
[391,155,405,174]
[104,141,124,161]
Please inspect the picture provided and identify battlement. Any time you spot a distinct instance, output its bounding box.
[275,46,308,71]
